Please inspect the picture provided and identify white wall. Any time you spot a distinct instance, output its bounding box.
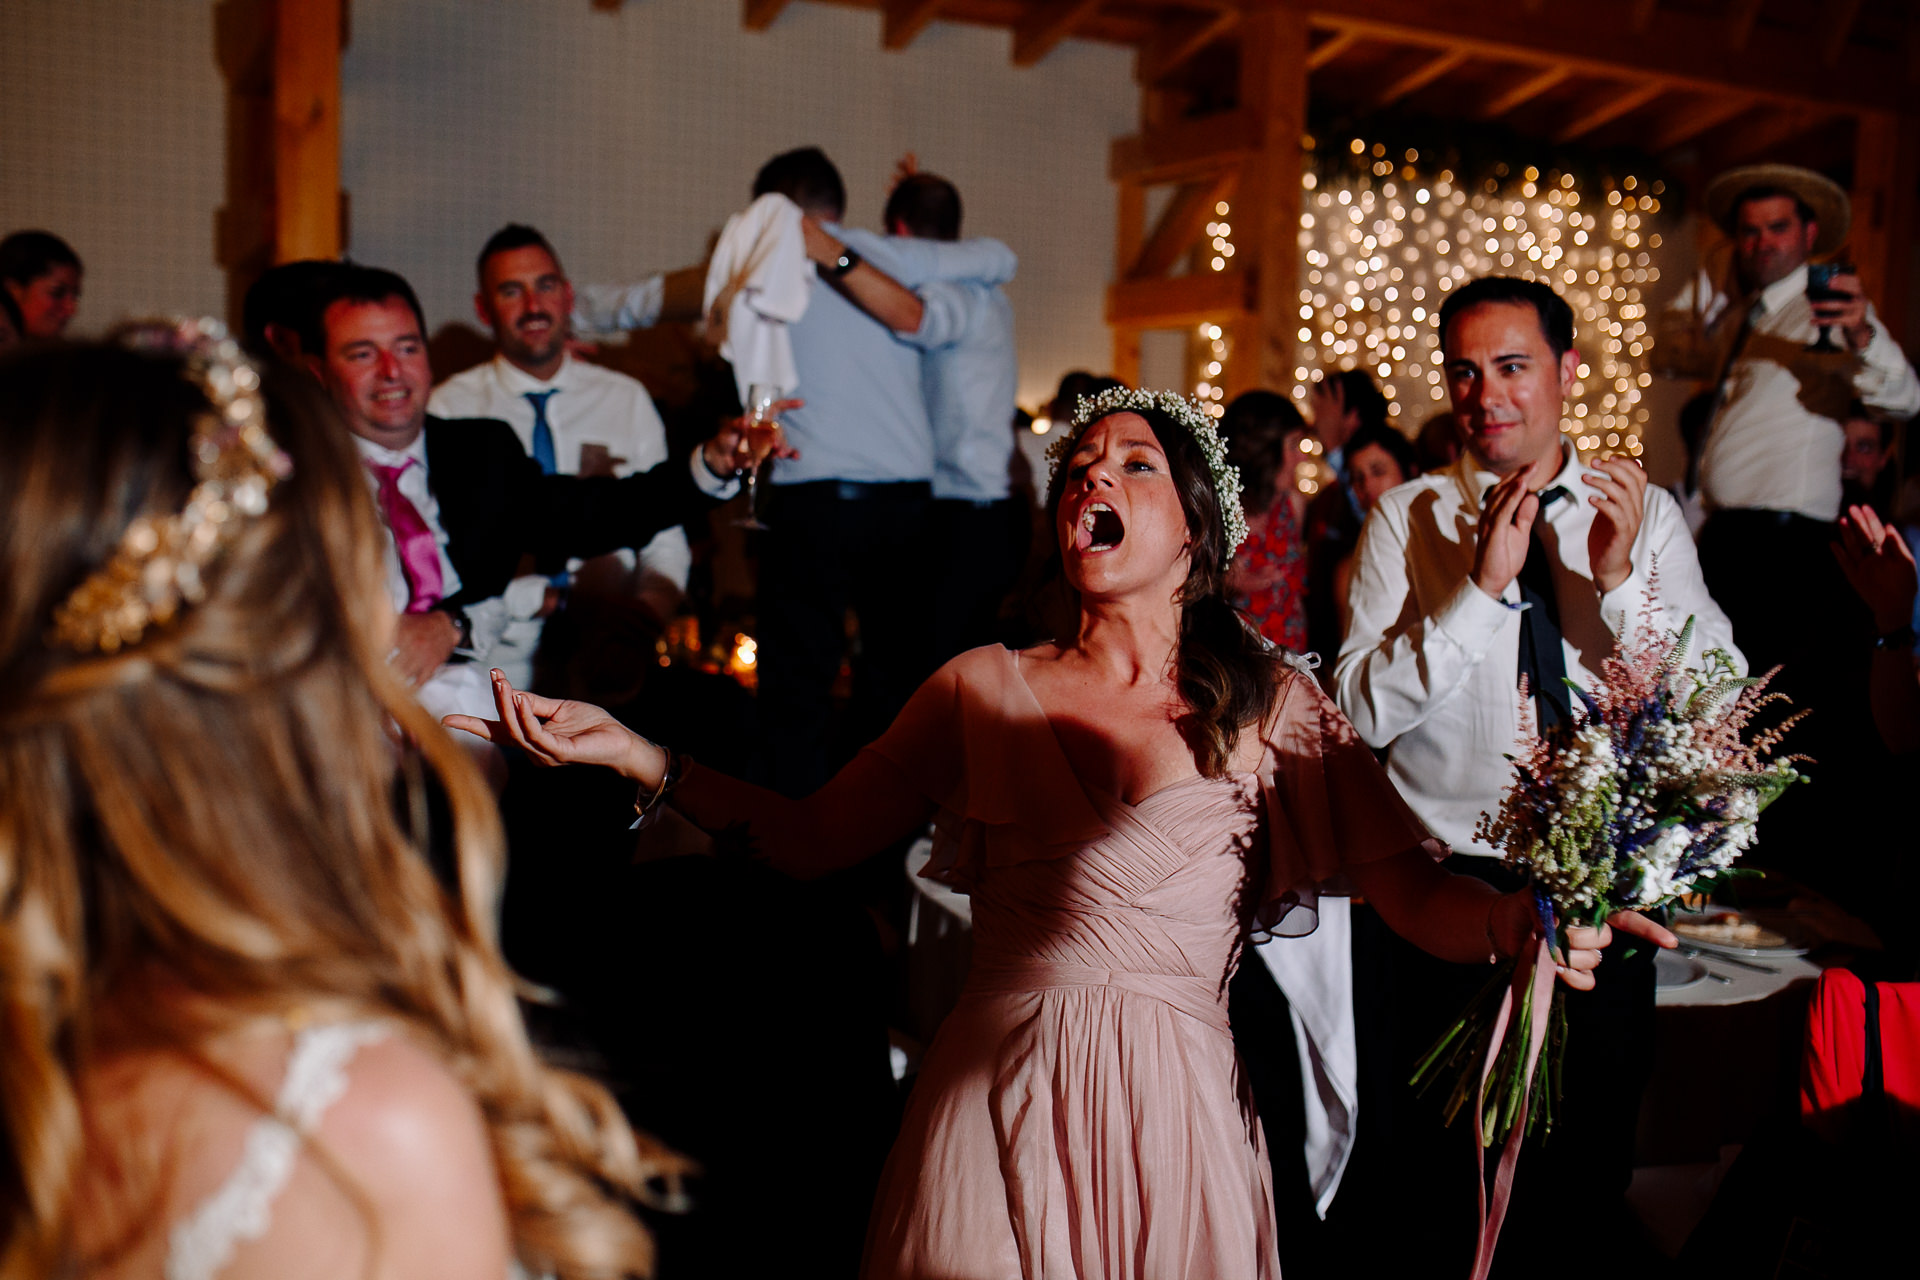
[341,0,1137,412]
[0,0,228,331]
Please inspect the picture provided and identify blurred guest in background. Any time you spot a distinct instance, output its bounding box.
[0,229,82,339]
[1331,421,1418,640]
[240,258,346,364]
[1412,409,1460,474]
[0,287,21,348]
[1840,401,1898,519]
[1223,390,1314,654]
[1305,370,1391,664]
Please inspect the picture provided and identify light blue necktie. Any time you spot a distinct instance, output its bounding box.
[524,389,559,475]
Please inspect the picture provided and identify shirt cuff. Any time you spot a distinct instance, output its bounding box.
[691,447,742,499]
[461,595,510,658]
[1597,566,1650,637]
[1434,577,1518,655]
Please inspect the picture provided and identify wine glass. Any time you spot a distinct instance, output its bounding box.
[1805,262,1853,353]
[734,383,783,530]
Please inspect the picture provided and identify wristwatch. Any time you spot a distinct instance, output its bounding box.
[825,247,863,280]
[436,603,473,651]
[1875,624,1917,651]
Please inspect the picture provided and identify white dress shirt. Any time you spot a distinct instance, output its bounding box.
[1334,445,1743,858]
[1683,262,1920,521]
[351,432,504,723]
[908,276,1019,502]
[573,274,665,335]
[428,352,691,590]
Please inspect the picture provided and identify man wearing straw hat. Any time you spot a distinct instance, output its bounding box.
[1685,163,1917,874]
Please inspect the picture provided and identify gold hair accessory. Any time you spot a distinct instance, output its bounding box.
[50,318,291,653]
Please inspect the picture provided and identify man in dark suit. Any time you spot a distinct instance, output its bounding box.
[300,265,745,718]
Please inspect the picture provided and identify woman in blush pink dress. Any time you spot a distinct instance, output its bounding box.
[453,389,1668,1280]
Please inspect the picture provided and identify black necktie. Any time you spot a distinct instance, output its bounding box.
[1485,484,1572,730]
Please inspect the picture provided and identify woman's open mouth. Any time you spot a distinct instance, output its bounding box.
[1074,502,1125,553]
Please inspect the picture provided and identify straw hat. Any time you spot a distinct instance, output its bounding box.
[1705,164,1850,256]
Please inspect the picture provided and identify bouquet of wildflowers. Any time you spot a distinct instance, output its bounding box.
[1412,609,1804,1154]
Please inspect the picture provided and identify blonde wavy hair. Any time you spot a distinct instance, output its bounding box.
[0,338,679,1278]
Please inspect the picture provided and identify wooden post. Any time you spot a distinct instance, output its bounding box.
[273,0,343,263]
[1226,3,1308,398]
[1113,177,1146,384]
[1850,110,1918,347]
[216,0,343,327]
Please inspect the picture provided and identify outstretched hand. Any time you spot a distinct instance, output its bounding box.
[443,669,664,785]
[1553,910,1678,992]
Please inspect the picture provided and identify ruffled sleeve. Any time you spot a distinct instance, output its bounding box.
[1255,669,1446,938]
[864,645,1108,894]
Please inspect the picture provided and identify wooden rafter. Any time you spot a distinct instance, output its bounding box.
[881,0,943,49]
[1137,8,1238,85]
[1555,79,1665,142]
[1711,105,1836,165]
[1645,93,1754,152]
[1109,109,1256,184]
[1127,174,1234,279]
[742,0,789,31]
[1306,1,1910,114]
[1106,273,1249,327]
[1477,64,1566,119]
[1374,45,1467,108]
[1305,28,1357,71]
[1726,0,1764,52]
[1013,0,1104,67]
[1822,0,1862,68]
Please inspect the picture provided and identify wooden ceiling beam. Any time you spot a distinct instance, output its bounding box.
[1477,64,1567,119]
[1303,1,1910,114]
[1106,272,1251,328]
[1709,105,1837,166]
[742,0,790,31]
[1012,0,1104,67]
[1305,28,1357,71]
[1646,93,1755,152]
[1725,0,1763,53]
[1555,79,1666,142]
[1127,174,1234,279]
[1109,108,1257,184]
[1821,0,1862,69]
[881,0,944,49]
[1137,9,1238,85]
[1373,45,1468,109]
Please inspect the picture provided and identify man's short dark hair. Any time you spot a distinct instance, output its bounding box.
[1437,275,1576,360]
[1732,184,1817,229]
[300,263,428,356]
[476,224,562,284]
[241,259,347,358]
[1329,368,1390,434]
[0,230,82,286]
[884,174,963,242]
[753,147,846,220]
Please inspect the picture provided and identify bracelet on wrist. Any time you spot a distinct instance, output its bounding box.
[1484,895,1507,965]
[1874,623,1916,651]
[633,746,692,832]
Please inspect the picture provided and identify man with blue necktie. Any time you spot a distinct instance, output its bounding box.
[431,225,692,691]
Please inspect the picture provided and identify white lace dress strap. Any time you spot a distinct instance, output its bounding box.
[163,1021,392,1280]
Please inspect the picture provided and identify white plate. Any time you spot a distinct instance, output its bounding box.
[1654,950,1709,991]
[1670,910,1811,959]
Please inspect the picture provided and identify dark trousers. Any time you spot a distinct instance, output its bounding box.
[930,496,1029,666]
[755,480,935,797]
[1340,861,1657,1279]
[1697,509,1883,897]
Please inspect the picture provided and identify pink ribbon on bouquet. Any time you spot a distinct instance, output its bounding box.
[1468,933,1558,1280]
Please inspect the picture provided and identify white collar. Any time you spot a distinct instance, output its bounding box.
[491,351,575,395]
[352,426,429,470]
[1454,440,1584,514]
[1754,262,1810,316]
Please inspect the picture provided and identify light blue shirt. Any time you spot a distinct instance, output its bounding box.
[775,228,1016,487]
[907,277,1018,502]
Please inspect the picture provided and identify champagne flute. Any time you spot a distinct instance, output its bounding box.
[734,383,783,530]
[1805,262,1852,353]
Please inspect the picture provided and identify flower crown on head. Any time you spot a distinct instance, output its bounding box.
[49,317,292,654]
[1045,386,1248,565]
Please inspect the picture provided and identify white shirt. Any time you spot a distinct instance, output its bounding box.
[908,276,1019,502]
[1334,446,1743,858]
[573,274,665,335]
[1684,262,1920,521]
[428,352,691,592]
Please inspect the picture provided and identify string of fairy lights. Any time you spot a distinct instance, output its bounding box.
[1194,135,1665,458]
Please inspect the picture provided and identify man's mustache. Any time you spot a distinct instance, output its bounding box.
[515,312,555,331]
